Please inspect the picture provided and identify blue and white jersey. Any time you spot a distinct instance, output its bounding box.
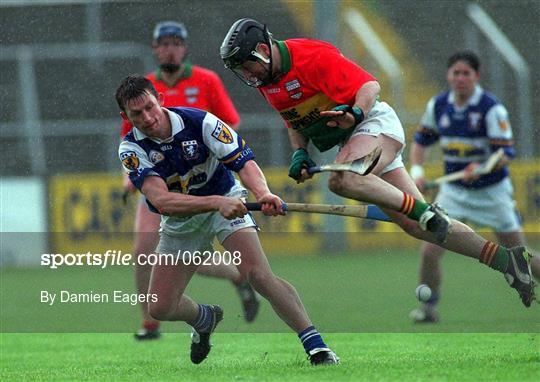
[414,85,515,189]
[119,107,254,212]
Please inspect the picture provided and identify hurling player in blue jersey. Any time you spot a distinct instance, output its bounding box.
[115,75,339,365]
[409,52,539,322]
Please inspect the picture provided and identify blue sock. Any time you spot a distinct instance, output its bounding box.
[426,291,440,306]
[298,326,327,354]
[192,304,213,333]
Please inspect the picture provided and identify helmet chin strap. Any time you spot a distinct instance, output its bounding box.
[262,24,276,85]
[250,45,276,86]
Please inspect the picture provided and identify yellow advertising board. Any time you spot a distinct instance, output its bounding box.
[49,174,135,254]
[48,161,539,255]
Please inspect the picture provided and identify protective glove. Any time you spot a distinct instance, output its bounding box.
[332,104,365,126]
[288,148,316,181]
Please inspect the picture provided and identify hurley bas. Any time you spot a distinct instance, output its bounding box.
[40,290,158,306]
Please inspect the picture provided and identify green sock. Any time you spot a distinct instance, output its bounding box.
[400,193,430,221]
[408,200,430,221]
[491,247,510,273]
[480,242,509,273]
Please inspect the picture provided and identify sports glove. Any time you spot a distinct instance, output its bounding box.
[288,148,316,181]
[332,104,365,126]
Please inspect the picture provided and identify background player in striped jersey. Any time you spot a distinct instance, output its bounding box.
[116,75,339,365]
[219,19,536,308]
[409,51,540,322]
[121,21,259,341]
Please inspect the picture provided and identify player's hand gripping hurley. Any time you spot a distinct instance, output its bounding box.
[424,148,505,190]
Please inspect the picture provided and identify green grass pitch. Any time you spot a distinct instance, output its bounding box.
[1,251,539,381]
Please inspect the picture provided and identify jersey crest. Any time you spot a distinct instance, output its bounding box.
[211,121,234,144]
[184,87,199,104]
[285,79,302,99]
[181,140,199,160]
[120,151,139,171]
[439,114,451,128]
[468,112,482,130]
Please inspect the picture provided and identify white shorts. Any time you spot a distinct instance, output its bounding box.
[349,101,405,174]
[435,177,522,232]
[156,180,257,254]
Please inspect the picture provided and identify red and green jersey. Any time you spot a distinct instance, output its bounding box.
[121,63,240,137]
[259,39,376,151]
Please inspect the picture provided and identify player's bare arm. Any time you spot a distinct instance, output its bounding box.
[287,127,309,151]
[320,81,380,128]
[237,160,284,216]
[141,175,246,219]
[353,80,380,114]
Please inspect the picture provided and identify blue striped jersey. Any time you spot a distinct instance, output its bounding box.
[119,107,254,212]
[414,86,514,189]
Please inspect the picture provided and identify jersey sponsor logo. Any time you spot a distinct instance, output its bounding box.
[161,144,173,151]
[211,121,234,144]
[181,140,199,160]
[468,112,482,130]
[442,142,476,157]
[120,151,140,171]
[281,108,322,130]
[166,172,207,194]
[498,119,509,131]
[280,108,301,120]
[149,150,165,164]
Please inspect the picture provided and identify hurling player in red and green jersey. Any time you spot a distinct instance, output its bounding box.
[219,19,536,309]
[122,21,258,342]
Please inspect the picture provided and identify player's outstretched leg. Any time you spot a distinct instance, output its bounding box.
[375,167,536,308]
[190,304,224,364]
[504,247,537,307]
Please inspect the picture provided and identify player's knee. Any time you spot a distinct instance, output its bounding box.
[328,173,347,196]
[247,268,273,296]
